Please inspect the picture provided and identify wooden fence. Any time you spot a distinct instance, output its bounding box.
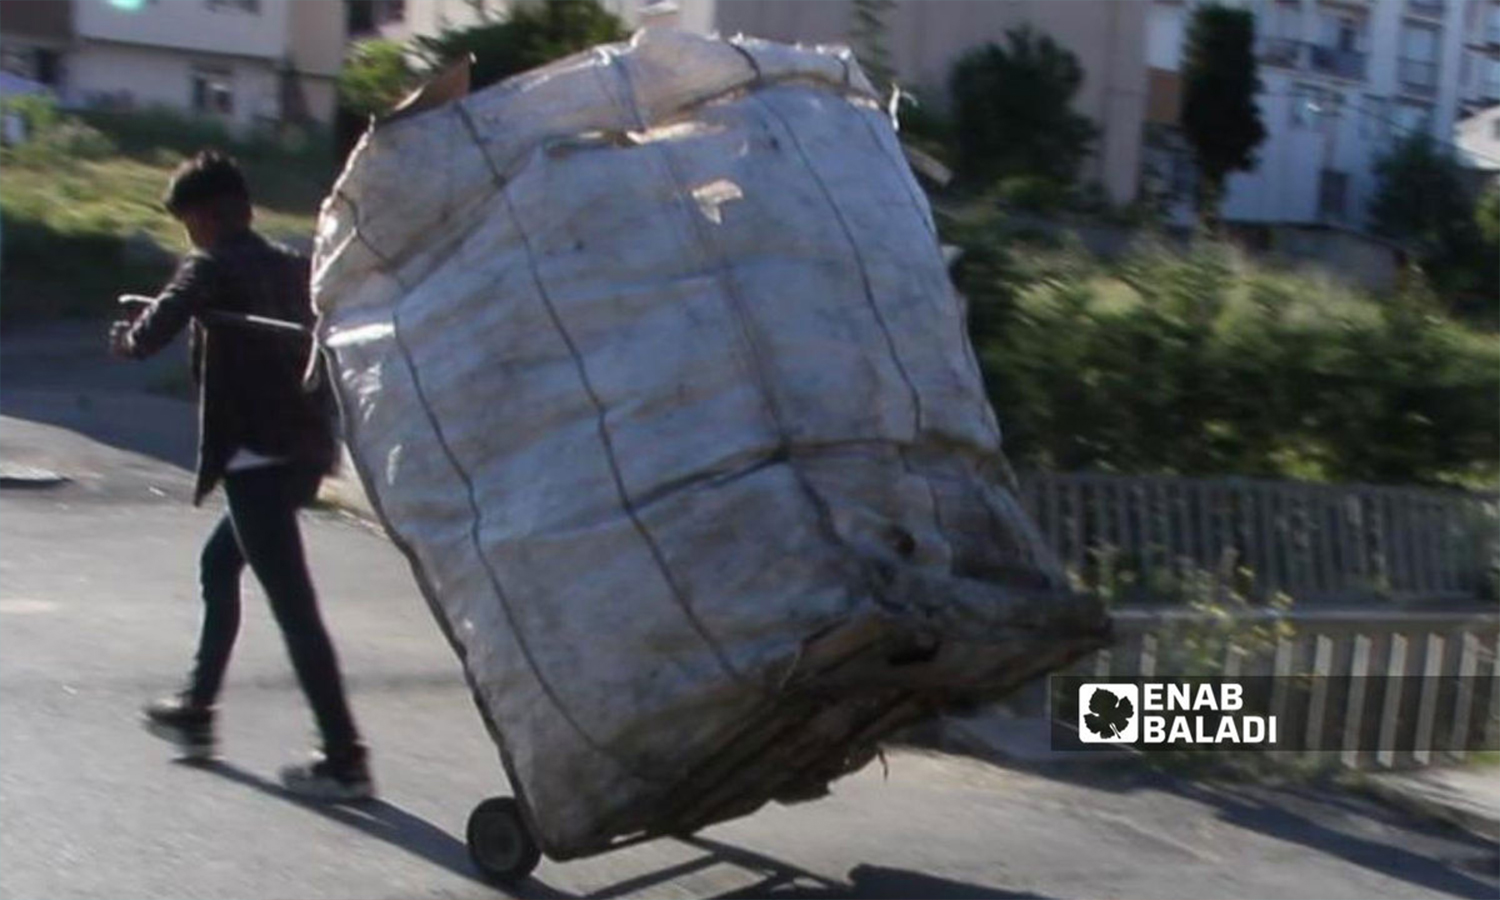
[1015,471,1499,605]
[1042,609,1500,769]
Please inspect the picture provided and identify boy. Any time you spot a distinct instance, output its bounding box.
[111,150,372,801]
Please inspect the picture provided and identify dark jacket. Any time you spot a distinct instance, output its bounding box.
[125,229,338,504]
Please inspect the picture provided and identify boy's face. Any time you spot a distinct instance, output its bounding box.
[176,207,217,251]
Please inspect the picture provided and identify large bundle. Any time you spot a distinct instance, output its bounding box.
[312,30,1106,858]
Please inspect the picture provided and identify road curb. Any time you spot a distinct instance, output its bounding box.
[1359,770,1500,841]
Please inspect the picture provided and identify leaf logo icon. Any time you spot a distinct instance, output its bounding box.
[1083,686,1135,739]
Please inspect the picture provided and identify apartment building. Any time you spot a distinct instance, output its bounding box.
[1147,0,1498,229]
[677,0,1148,206]
[347,0,691,43]
[1458,0,1500,113]
[0,0,345,128]
[0,1,71,91]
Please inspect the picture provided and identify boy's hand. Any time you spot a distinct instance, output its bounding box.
[110,295,152,359]
[108,319,134,359]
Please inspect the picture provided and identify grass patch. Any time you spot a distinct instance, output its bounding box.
[2,99,335,324]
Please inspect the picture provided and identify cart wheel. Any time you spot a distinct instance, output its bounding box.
[466,797,541,885]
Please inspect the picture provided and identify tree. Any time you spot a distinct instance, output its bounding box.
[948,26,1098,189]
[1478,181,1500,249]
[1368,133,1488,303]
[1179,4,1266,227]
[413,0,627,93]
[337,39,418,119]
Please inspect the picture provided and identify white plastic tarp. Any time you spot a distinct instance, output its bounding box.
[312,29,1092,856]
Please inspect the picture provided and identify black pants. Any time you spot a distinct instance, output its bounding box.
[188,464,361,759]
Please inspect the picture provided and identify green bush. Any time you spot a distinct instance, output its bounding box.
[3,96,117,164]
[1,99,330,322]
[413,0,627,92]
[993,175,1069,214]
[338,39,418,119]
[949,215,1500,488]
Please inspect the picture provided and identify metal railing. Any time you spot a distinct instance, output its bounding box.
[1014,470,1499,605]
[1258,37,1303,69]
[1257,39,1369,80]
[1059,609,1500,769]
[1309,45,1368,80]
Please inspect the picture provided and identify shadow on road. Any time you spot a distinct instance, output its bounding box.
[178,759,527,894]
[1176,780,1500,900]
[178,760,1040,900]
[2,389,198,473]
[998,757,1497,900]
[687,836,1048,899]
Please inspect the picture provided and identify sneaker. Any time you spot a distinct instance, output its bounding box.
[279,748,374,802]
[141,694,215,761]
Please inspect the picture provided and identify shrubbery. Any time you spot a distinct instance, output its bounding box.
[1,97,332,321]
[3,95,117,164]
[949,213,1500,488]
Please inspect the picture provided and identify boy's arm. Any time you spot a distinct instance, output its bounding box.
[114,254,217,360]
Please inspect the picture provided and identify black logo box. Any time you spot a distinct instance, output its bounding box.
[1050,676,1500,752]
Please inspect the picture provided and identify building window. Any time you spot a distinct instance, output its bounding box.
[1318,169,1349,222]
[191,67,234,116]
[205,0,260,13]
[1399,23,1440,94]
[0,46,61,87]
[33,48,59,87]
[0,46,30,79]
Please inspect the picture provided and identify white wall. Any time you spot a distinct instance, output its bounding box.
[377,0,509,43]
[74,0,289,60]
[68,42,281,129]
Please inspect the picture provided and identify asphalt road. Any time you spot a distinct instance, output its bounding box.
[2,365,1497,899]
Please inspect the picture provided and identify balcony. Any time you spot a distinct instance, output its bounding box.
[1399,58,1440,96]
[1406,0,1446,19]
[1258,37,1303,69]
[1257,39,1369,80]
[1309,45,1368,80]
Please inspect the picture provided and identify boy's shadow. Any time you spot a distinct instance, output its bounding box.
[176,759,527,892]
[179,760,1037,900]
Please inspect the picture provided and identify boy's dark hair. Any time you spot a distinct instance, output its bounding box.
[163,150,251,220]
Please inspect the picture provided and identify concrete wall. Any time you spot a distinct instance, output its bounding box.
[1267,225,1402,293]
[285,0,344,124]
[708,0,1148,205]
[74,0,289,60]
[288,0,345,78]
[68,42,282,129]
